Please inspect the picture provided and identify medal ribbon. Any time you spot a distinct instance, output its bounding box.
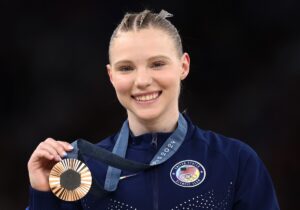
[67,113,188,198]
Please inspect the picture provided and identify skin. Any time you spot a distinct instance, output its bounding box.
[27,27,190,191]
[27,138,73,191]
[107,27,190,135]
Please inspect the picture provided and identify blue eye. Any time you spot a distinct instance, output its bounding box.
[151,61,165,69]
[119,66,134,71]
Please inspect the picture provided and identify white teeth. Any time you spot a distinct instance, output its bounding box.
[135,92,159,101]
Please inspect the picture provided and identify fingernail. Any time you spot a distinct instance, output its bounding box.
[68,145,74,150]
[63,152,68,157]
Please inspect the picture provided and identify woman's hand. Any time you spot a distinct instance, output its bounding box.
[27,138,73,191]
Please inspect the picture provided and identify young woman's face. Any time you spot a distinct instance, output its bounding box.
[107,28,190,122]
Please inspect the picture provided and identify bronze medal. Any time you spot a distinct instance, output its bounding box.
[49,158,92,201]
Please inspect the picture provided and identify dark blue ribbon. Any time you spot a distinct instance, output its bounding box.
[67,113,188,198]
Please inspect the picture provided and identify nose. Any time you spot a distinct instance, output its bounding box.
[134,68,152,89]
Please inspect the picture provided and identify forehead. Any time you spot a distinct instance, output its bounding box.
[109,28,178,63]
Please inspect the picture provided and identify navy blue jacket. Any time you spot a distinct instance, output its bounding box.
[28,115,280,210]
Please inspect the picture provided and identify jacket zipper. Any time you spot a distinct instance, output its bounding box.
[151,133,159,210]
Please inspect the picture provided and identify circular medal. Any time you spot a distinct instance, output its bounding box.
[49,158,92,201]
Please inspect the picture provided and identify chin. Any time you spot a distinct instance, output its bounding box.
[131,109,162,122]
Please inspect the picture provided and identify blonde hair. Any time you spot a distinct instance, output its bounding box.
[108,9,183,61]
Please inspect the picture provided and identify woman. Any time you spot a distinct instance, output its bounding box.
[27,10,280,210]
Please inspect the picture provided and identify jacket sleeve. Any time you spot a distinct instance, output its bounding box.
[233,146,280,210]
[27,186,82,210]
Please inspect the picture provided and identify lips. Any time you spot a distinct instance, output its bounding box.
[132,91,162,102]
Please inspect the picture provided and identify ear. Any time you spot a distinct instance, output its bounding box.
[180,52,190,80]
[106,64,114,86]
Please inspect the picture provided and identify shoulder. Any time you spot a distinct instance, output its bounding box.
[195,126,258,160]
[185,115,260,172]
[185,114,258,162]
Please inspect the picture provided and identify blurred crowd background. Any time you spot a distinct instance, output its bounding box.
[1,0,299,209]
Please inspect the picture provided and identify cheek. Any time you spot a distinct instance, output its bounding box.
[158,72,181,92]
[113,76,133,95]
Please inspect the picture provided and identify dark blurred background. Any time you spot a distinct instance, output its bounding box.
[1,0,299,209]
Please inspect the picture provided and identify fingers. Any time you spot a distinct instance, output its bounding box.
[36,138,73,161]
[34,148,55,160]
[27,137,74,191]
[57,140,74,151]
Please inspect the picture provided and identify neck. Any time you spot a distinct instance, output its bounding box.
[127,110,180,136]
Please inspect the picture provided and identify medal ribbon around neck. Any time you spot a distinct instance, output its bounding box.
[104,113,188,191]
[49,113,188,200]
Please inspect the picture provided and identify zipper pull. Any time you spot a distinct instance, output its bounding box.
[151,133,158,149]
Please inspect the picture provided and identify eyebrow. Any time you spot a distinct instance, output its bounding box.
[114,55,171,66]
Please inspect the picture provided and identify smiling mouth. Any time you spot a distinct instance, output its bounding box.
[132,91,162,102]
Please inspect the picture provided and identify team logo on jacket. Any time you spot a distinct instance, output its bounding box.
[170,160,206,187]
